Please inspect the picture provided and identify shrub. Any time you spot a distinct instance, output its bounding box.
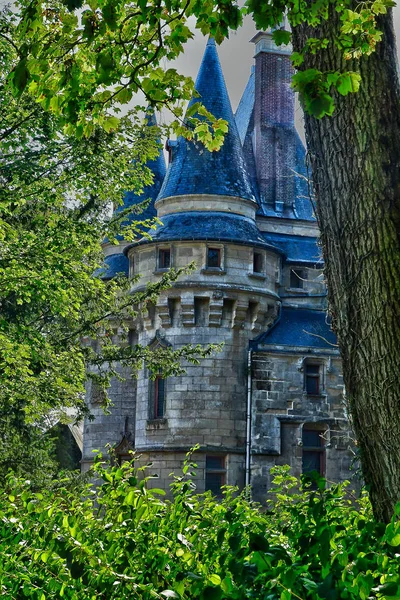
[1,451,400,599]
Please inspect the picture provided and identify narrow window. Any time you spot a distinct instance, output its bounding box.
[207,248,221,268]
[154,375,165,418]
[253,252,263,274]
[290,268,306,289]
[131,255,135,277]
[302,428,325,476]
[305,363,321,395]
[205,455,226,495]
[158,248,171,269]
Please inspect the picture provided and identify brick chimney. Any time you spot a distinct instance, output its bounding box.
[251,27,297,213]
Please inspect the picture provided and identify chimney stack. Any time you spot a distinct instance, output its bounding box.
[251,26,297,213]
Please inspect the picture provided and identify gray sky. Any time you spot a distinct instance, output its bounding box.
[164,10,400,133]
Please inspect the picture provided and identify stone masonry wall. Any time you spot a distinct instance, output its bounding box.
[250,351,359,503]
[81,365,137,471]
[127,239,281,493]
[135,451,245,494]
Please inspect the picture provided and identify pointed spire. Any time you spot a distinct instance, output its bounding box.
[157,38,256,203]
[119,111,166,221]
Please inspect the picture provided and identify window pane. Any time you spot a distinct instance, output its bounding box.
[302,429,322,448]
[155,376,165,417]
[253,252,263,273]
[207,248,221,268]
[159,249,171,269]
[206,456,225,470]
[302,451,322,475]
[306,375,319,395]
[205,472,224,495]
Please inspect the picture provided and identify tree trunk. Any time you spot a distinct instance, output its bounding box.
[292,12,400,523]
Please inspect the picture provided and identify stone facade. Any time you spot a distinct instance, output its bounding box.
[81,31,358,501]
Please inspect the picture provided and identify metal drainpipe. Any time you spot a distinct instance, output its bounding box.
[245,347,253,490]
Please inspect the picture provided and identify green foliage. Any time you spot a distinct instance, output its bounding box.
[292,69,361,118]
[1,454,400,599]
[0,12,219,480]
[3,0,392,134]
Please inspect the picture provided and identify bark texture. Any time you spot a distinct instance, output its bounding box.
[292,12,400,522]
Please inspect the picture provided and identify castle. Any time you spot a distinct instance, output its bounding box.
[81,32,356,500]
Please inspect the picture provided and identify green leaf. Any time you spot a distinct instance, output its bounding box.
[62,0,84,10]
[228,534,241,552]
[209,574,221,585]
[291,52,304,67]
[377,582,399,596]
[272,29,291,46]
[11,59,30,96]
[70,561,84,579]
[387,533,400,546]
[309,93,335,118]
[249,533,269,552]
[103,116,120,133]
[201,586,222,600]
[336,72,361,95]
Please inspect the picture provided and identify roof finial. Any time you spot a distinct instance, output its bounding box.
[207,35,216,46]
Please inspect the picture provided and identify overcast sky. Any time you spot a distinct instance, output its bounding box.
[163,10,400,136]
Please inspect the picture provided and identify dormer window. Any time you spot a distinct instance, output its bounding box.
[158,248,171,270]
[253,252,263,274]
[207,247,221,269]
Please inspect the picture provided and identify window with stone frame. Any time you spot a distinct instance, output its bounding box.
[290,268,307,289]
[205,455,226,495]
[206,247,221,268]
[304,362,322,395]
[147,334,171,421]
[158,248,171,270]
[151,374,166,419]
[253,251,264,274]
[302,426,326,477]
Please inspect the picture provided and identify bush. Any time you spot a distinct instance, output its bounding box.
[1,450,400,599]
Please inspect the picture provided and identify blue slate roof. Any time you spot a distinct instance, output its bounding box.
[96,253,129,280]
[126,211,283,252]
[158,38,256,203]
[252,307,338,351]
[262,232,323,265]
[116,112,166,224]
[235,66,255,145]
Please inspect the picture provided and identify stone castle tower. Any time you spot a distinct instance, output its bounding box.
[81,33,357,500]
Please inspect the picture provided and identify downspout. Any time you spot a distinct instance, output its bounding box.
[245,347,253,490]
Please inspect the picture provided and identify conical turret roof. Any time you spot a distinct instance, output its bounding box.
[99,112,166,279]
[119,112,166,222]
[157,38,256,202]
